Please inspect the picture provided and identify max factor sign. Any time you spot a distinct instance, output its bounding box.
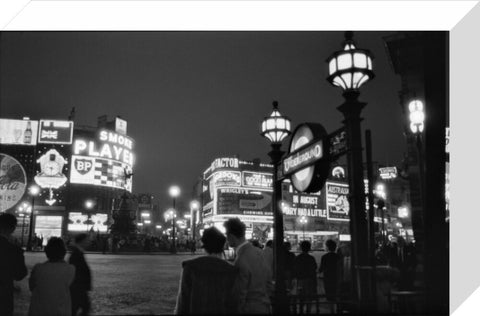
[282,140,323,176]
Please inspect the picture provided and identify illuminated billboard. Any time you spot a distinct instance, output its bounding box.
[326,182,350,221]
[0,153,27,212]
[216,188,273,216]
[68,212,108,232]
[38,120,74,144]
[242,171,273,189]
[0,119,38,145]
[70,129,134,192]
[282,182,326,218]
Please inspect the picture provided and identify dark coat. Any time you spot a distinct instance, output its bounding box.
[319,252,340,300]
[69,246,92,292]
[0,236,28,316]
[175,256,239,315]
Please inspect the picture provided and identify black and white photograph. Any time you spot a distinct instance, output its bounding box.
[0,1,476,315]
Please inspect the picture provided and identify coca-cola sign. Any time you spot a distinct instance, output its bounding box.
[0,153,27,212]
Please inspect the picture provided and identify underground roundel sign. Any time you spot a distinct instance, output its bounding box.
[282,123,330,193]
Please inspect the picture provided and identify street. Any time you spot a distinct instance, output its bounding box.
[14,252,198,316]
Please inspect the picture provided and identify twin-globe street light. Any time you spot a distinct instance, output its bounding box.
[26,185,40,251]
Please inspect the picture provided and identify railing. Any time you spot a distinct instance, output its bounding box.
[287,294,356,315]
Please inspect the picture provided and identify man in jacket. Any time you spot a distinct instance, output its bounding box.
[0,213,28,316]
[175,227,238,314]
[224,218,271,314]
[69,233,92,316]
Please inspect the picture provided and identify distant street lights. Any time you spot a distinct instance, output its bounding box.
[17,202,31,248]
[27,185,40,251]
[300,216,308,240]
[260,100,291,314]
[326,31,374,307]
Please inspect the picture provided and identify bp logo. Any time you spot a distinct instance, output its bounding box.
[74,158,94,175]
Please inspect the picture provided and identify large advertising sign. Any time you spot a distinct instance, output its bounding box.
[217,188,272,216]
[68,212,108,232]
[70,129,134,192]
[211,171,241,187]
[326,182,350,221]
[0,119,38,145]
[0,153,27,212]
[242,171,273,189]
[282,184,327,217]
[38,120,74,144]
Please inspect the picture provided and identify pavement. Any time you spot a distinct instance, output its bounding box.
[14,250,329,315]
[14,252,199,315]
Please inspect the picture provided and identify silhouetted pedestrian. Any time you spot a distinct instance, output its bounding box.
[319,240,340,301]
[224,218,271,314]
[293,241,317,296]
[0,213,28,316]
[69,234,92,316]
[175,227,238,314]
[28,237,75,316]
[284,242,296,292]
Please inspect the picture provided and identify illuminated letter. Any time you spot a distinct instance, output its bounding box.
[99,130,108,141]
[100,144,113,159]
[108,132,118,144]
[88,141,100,156]
[74,140,87,155]
[113,146,123,160]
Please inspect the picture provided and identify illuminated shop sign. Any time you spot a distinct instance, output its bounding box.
[70,130,134,192]
[115,117,127,135]
[281,183,326,218]
[0,153,27,212]
[242,171,273,189]
[326,182,350,221]
[216,187,272,216]
[38,120,74,144]
[210,158,239,172]
[379,167,397,180]
[0,119,38,145]
[211,171,241,187]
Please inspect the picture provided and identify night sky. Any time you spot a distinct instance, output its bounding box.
[0,31,404,212]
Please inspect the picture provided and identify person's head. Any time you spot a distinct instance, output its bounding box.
[397,236,406,248]
[284,241,292,251]
[250,240,261,248]
[74,233,89,248]
[201,227,226,254]
[0,213,17,236]
[265,240,273,248]
[45,237,67,262]
[300,240,311,253]
[326,239,337,252]
[223,218,246,248]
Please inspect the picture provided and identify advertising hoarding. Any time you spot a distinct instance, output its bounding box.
[70,155,133,192]
[217,187,272,216]
[326,182,350,221]
[115,117,127,135]
[282,183,326,217]
[0,119,38,145]
[68,212,108,232]
[38,120,74,144]
[70,129,134,192]
[242,171,273,189]
[0,153,27,212]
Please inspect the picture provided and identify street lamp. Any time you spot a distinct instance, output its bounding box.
[17,202,31,248]
[326,31,374,306]
[409,98,426,212]
[260,100,291,314]
[84,199,96,232]
[190,200,199,241]
[300,216,308,240]
[26,185,40,251]
[165,206,178,253]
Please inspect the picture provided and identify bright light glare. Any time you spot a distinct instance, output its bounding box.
[29,185,40,196]
[169,185,181,197]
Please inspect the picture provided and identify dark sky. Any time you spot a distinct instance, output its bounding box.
[0,31,404,212]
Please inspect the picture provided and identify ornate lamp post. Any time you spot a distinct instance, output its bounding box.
[190,200,199,242]
[260,100,291,314]
[326,31,374,306]
[26,185,40,251]
[84,199,95,232]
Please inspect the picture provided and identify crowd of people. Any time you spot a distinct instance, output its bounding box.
[1,213,92,316]
[1,210,417,315]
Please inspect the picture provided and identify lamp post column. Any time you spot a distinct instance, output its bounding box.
[269,143,287,314]
[27,195,36,251]
[338,90,370,304]
[172,199,177,254]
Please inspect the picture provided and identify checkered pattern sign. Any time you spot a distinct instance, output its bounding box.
[70,155,132,192]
